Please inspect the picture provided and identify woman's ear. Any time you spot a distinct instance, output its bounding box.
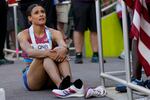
[28,16,32,22]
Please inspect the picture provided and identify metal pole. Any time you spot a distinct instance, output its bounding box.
[13,3,19,59]
[121,0,133,99]
[101,1,117,12]
[101,73,150,95]
[4,48,22,53]
[95,0,105,86]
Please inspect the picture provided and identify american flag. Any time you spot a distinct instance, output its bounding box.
[124,0,134,9]
[125,0,150,76]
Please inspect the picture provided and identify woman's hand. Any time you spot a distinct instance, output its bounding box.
[48,50,57,60]
[52,46,68,62]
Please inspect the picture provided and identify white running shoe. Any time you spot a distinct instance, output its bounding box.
[52,84,84,98]
[118,51,125,59]
[85,86,107,99]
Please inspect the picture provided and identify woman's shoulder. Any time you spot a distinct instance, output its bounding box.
[19,29,29,35]
[49,28,61,34]
[17,29,30,40]
[48,28,62,37]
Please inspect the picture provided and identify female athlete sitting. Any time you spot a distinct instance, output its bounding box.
[17,4,72,91]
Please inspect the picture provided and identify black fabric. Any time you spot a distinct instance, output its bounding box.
[72,1,97,33]
[0,58,14,65]
[93,52,98,57]
[18,0,41,28]
[59,75,71,90]
[41,0,57,29]
[0,0,8,59]
[76,52,82,58]
[58,0,67,2]
[72,0,95,3]
[73,79,83,89]
[18,0,57,29]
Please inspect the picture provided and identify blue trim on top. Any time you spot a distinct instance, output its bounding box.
[23,58,33,63]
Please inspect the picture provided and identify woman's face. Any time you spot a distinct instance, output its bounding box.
[28,6,46,26]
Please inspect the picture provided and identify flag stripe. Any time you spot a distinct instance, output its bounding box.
[130,24,139,38]
[140,28,150,49]
[135,0,142,15]
[124,0,134,9]
[138,38,150,64]
[141,4,150,23]
[140,16,150,37]
[138,48,150,76]
[143,0,148,10]
[126,0,150,76]
[132,10,140,31]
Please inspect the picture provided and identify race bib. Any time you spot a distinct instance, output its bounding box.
[31,43,51,51]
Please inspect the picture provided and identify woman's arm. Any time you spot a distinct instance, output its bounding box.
[17,30,56,59]
[52,29,68,51]
[50,29,69,62]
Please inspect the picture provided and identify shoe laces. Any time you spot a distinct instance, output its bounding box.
[91,87,106,97]
[92,89,102,97]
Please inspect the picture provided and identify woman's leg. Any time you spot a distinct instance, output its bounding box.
[27,58,72,90]
[57,60,73,90]
[58,60,72,79]
[27,58,49,90]
[43,58,62,88]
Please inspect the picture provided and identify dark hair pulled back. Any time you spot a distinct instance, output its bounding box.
[26,4,42,17]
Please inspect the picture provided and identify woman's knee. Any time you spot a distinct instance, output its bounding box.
[33,58,44,63]
[43,57,54,67]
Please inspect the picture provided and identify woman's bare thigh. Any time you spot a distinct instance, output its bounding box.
[27,58,49,90]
